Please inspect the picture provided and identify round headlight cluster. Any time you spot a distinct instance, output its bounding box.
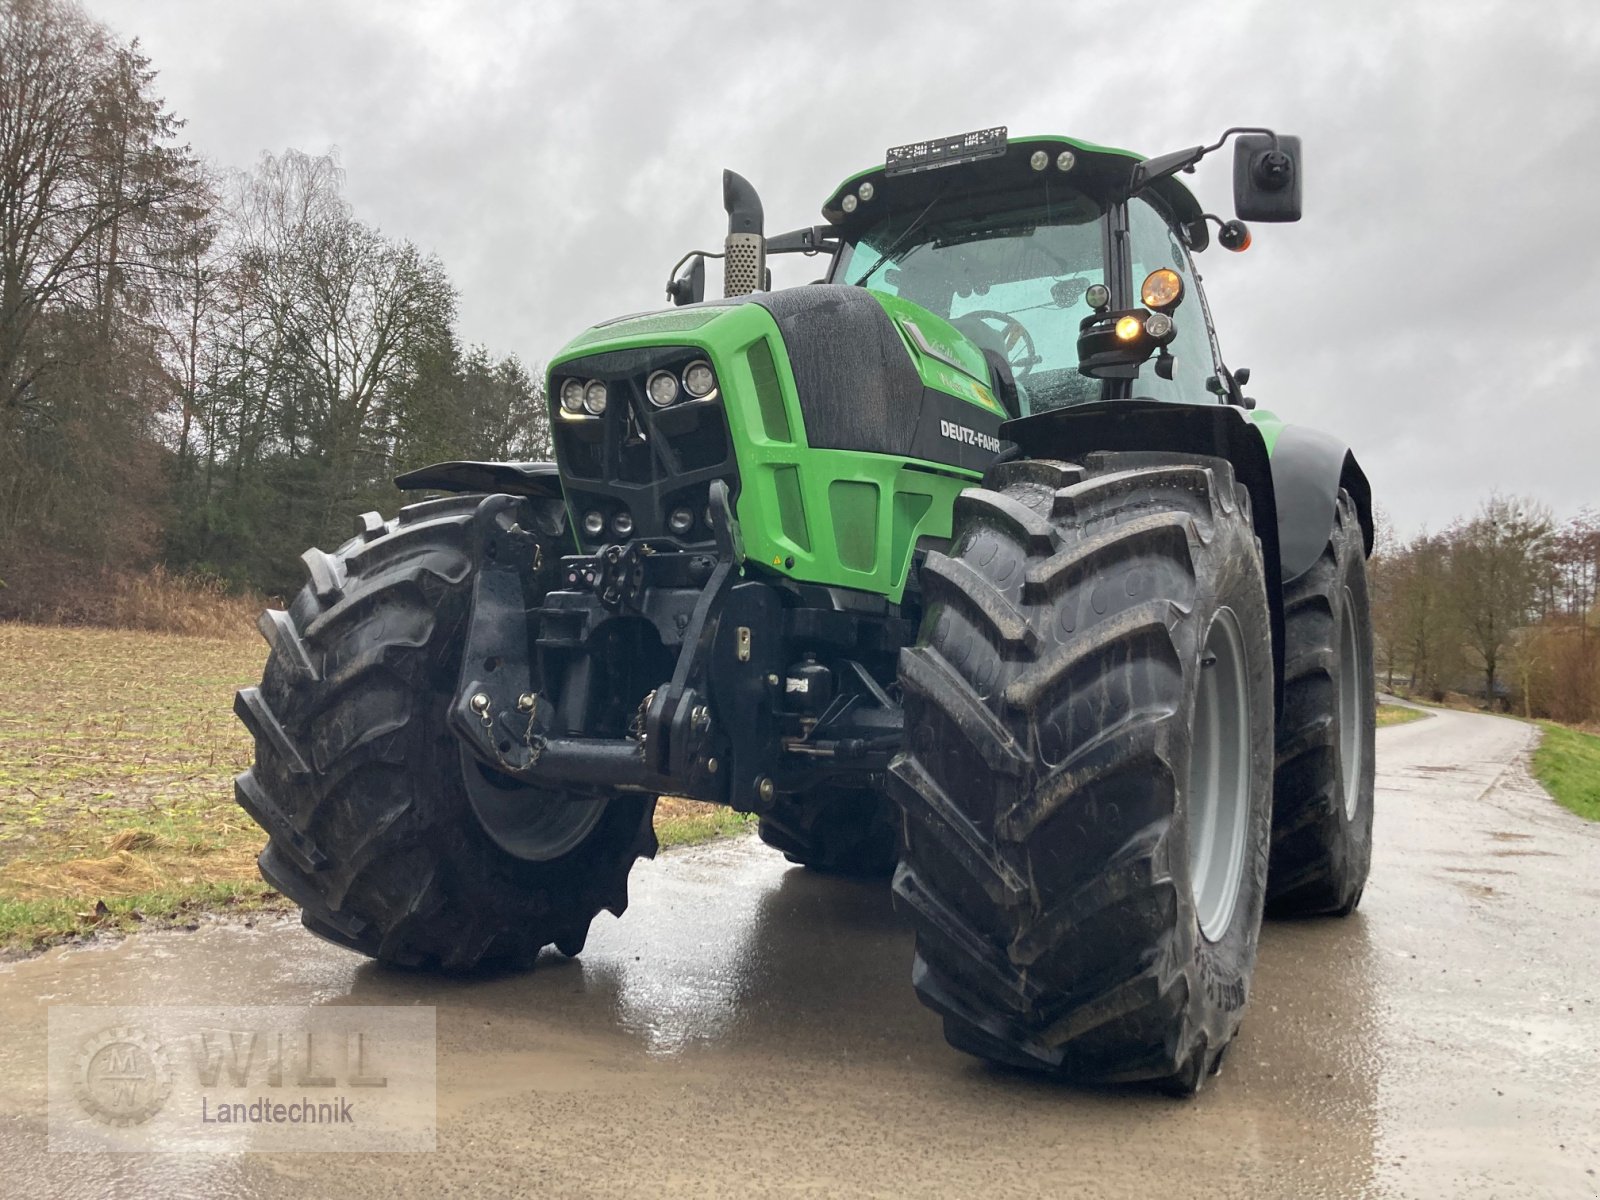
[646,370,679,408]
[559,378,585,414]
[682,360,716,399]
[644,361,717,409]
[558,378,608,417]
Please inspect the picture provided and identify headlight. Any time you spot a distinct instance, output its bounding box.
[559,378,585,414]
[682,360,716,399]
[582,380,608,415]
[582,510,605,538]
[1140,268,1184,312]
[646,370,679,408]
[1114,315,1143,342]
[1144,312,1174,340]
[611,511,634,538]
[668,507,694,536]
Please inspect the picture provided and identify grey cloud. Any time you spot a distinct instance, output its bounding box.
[114,0,1599,532]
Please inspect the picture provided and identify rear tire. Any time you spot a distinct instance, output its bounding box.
[758,787,899,877]
[890,453,1274,1091]
[234,495,657,970]
[1266,490,1375,917]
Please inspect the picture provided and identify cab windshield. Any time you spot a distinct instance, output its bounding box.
[831,197,1107,413]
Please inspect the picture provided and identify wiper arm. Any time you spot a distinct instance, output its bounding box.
[849,186,950,287]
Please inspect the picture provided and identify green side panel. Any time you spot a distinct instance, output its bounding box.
[892,490,934,585]
[1249,409,1286,456]
[772,464,810,552]
[866,291,1010,420]
[746,336,792,442]
[829,481,881,573]
[550,299,979,603]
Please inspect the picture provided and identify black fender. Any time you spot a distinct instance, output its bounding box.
[1000,399,1368,714]
[1267,425,1373,582]
[394,459,564,500]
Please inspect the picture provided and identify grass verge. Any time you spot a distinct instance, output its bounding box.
[1376,703,1428,728]
[0,622,757,957]
[1531,721,1600,822]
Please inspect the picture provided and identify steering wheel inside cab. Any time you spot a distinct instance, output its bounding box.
[951,310,1040,377]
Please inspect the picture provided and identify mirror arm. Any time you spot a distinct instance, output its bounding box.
[668,249,723,278]
[765,225,841,256]
[1130,127,1282,194]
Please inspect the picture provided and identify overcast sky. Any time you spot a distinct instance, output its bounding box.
[104,0,1600,534]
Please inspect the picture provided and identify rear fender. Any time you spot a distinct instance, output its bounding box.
[1265,425,1373,582]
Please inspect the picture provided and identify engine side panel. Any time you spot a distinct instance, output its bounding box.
[752,285,1006,475]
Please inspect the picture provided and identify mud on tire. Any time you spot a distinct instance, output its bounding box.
[1267,489,1375,917]
[890,452,1274,1091]
[234,495,657,970]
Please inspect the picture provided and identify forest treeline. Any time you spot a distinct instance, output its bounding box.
[0,0,551,613]
[1372,497,1599,724]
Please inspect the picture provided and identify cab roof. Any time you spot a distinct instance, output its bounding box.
[822,132,1209,250]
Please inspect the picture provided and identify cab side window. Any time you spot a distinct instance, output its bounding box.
[1127,198,1216,404]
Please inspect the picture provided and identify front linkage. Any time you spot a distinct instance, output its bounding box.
[449,481,910,815]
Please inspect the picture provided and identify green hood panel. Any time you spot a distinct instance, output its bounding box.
[549,295,984,602]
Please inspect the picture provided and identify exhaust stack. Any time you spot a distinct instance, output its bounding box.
[722,170,766,297]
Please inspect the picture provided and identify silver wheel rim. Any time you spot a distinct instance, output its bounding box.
[462,750,608,862]
[1337,587,1363,820]
[1187,606,1251,943]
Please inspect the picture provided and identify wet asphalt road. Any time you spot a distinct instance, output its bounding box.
[1,704,1597,1198]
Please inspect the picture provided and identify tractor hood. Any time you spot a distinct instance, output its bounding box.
[546,286,1007,600]
[551,287,1007,448]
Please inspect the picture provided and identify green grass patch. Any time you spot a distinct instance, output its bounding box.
[0,622,760,956]
[0,880,289,959]
[1531,722,1600,822]
[1376,703,1428,728]
[654,804,758,849]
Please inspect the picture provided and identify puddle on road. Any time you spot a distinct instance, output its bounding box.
[1,700,1597,1196]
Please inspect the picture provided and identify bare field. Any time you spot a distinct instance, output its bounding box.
[0,622,750,954]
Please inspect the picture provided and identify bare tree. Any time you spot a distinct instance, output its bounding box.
[1448,494,1553,707]
[0,0,204,584]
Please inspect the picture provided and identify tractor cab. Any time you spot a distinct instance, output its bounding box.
[817,131,1276,417]
[670,127,1302,419]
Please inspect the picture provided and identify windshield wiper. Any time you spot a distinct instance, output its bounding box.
[850,187,950,287]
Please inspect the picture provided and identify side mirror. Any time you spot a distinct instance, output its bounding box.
[722,169,766,296]
[1233,133,1302,222]
[666,255,705,306]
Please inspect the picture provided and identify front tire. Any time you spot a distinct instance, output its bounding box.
[234,495,657,970]
[890,454,1274,1091]
[1266,490,1375,917]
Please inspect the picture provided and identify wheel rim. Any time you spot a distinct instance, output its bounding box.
[1337,586,1363,820]
[461,751,609,862]
[1187,605,1251,943]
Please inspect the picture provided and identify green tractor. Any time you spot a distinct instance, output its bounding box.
[235,126,1374,1092]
